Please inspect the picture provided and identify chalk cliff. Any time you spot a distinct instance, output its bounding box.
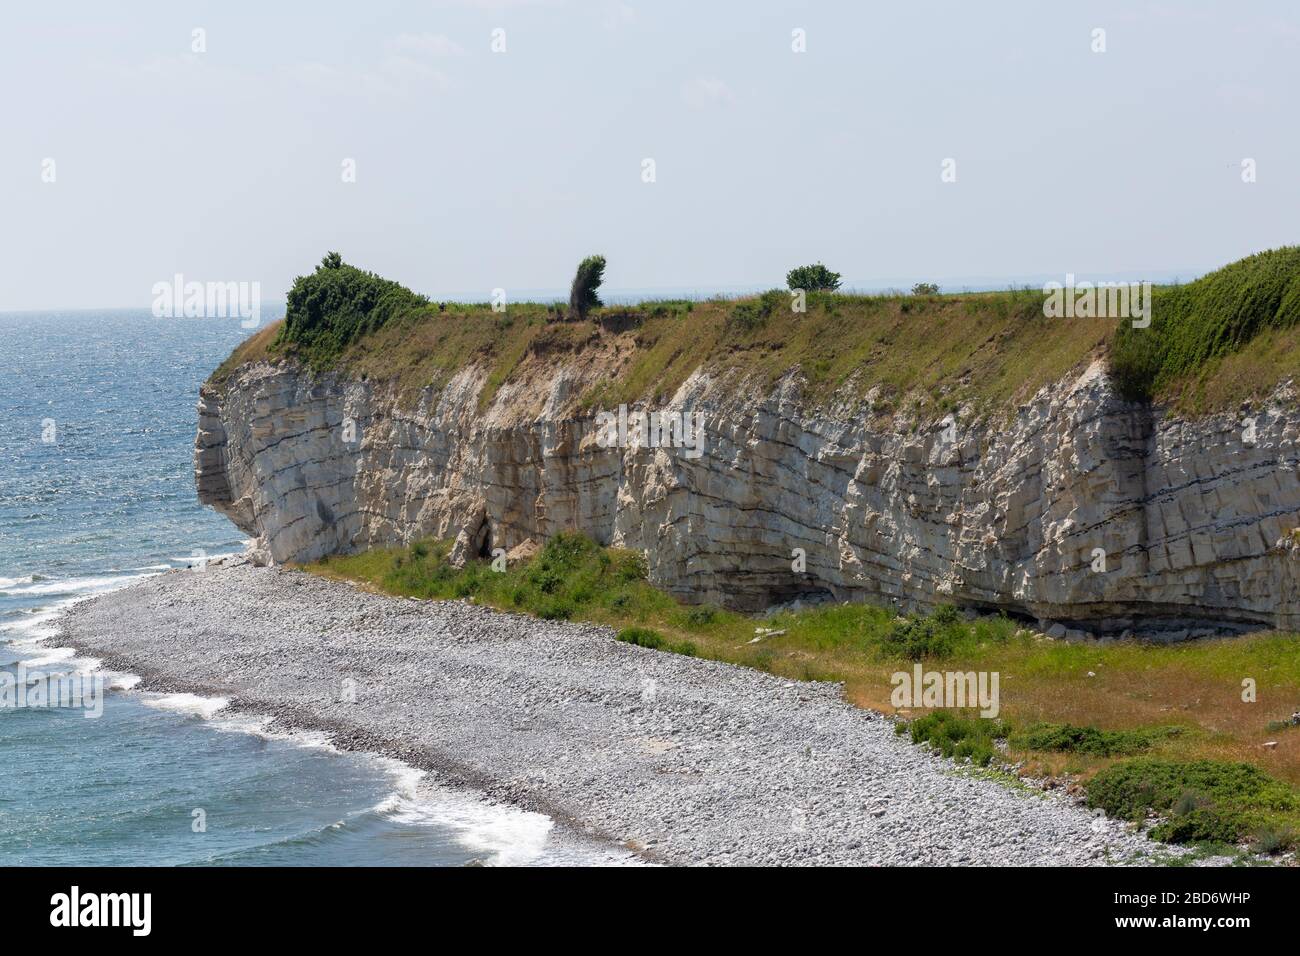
[195,342,1300,638]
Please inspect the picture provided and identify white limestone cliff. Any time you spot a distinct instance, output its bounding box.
[195,355,1300,638]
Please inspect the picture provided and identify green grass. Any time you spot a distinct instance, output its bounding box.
[309,532,1008,657]
[217,249,1300,418]
[1110,246,1300,405]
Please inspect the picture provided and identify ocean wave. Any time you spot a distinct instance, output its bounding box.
[106,671,141,691]
[0,571,157,598]
[144,695,567,866]
[166,552,241,566]
[366,758,556,866]
[0,609,64,644]
[141,692,230,719]
[18,646,78,669]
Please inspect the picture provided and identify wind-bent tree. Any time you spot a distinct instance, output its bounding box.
[569,254,606,319]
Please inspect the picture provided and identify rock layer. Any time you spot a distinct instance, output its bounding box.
[195,355,1300,636]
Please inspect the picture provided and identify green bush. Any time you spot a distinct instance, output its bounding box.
[905,711,1011,767]
[883,610,960,661]
[911,282,939,295]
[683,605,719,628]
[1085,758,1300,846]
[609,550,648,583]
[275,252,427,367]
[1252,824,1296,855]
[727,289,785,332]
[1010,722,1182,757]
[786,262,842,292]
[1151,805,1245,845]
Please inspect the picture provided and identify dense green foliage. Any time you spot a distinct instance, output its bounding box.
[569,254,606,319]
[616,626,698,657]
[1109,246,1300,401]
[1009,722,1182,757]
[880,605,1019,661]
[726,289,785,332]
[275,252,426,367]
[901,710,1011,766]
[911,282,939,295]
[379,532,654,621]
[1086,758,1300,849]
[786,262,842,292]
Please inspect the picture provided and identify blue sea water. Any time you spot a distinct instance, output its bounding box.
[0,310,581,866]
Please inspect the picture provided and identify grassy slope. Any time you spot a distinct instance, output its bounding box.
[307,535,1300,856]
[213,248,1300,418]
[1111,247,1300,410]
[213,289,1114,420]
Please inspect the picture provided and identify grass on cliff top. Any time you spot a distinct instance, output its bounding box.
[211,248,1300,416]
[1109,246,1300,410]
[215,279,1112,419]
[305,533,1300,855]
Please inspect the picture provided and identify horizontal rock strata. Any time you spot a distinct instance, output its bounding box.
[196,357,1300,636]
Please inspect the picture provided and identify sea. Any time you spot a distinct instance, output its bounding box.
[0,309,598,866]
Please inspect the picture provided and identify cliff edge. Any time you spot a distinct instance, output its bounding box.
[195,251,1300,637]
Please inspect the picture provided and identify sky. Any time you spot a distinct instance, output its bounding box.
[1,0,1298,309]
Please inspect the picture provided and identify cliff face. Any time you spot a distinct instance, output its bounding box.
[196,353,1300,637]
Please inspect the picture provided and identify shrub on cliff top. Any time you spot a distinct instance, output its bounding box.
[786,262,841,292]
[1108,246,1300,401]
[275,252,427,367]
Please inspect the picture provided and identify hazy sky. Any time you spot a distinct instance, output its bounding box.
[2,1,1298,309]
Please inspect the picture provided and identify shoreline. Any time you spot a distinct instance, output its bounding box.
[36,600,639,868]
[52,560,1179,866]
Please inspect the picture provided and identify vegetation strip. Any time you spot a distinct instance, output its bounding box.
[308,533,1300,858]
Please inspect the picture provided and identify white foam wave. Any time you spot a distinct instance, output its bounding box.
[0,571,156,597]
[167,551,241,566]
[142,692,229,719]
[20,647,77,668]
[1,622,61,645]
[106,672,141,691]
[366,759,555,866]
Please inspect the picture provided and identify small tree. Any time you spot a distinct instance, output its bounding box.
[786,262,841,292]
[911,282,939,295]
[569,254,606,319]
